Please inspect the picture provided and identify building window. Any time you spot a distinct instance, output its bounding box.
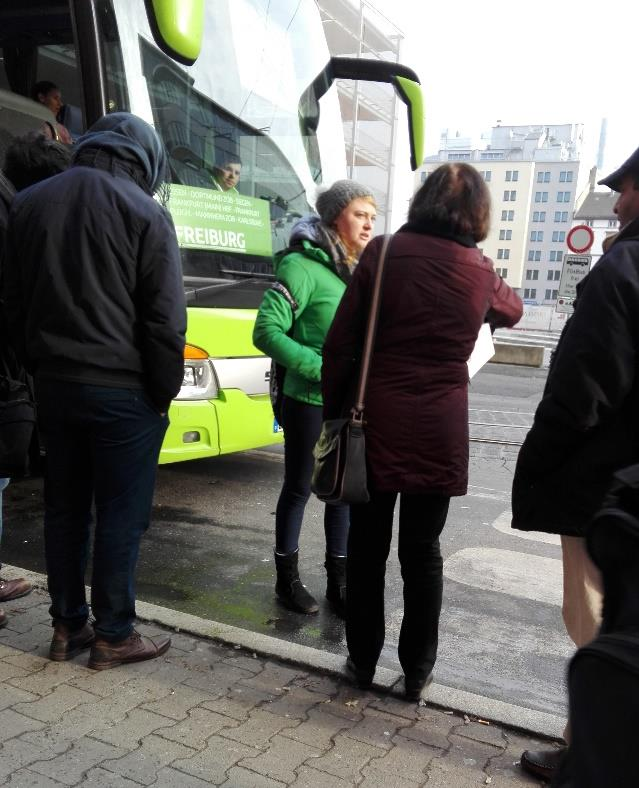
[500,209,515,221]
[549,250,564,262]
[420,172,428,183]
[552,231,566,242]
[545,289,552,300]
[448,152,471,160]
[495,267,508,278]
[559,171,574,183]
[499,229,512,240]
[497,248,511,260]
[554,270,560,280]
[535,191,549,203]
[537,171,551,183]
[557,191,571,203]
[503,190,517,201]
[479,170,492,181]
[554,211,569,222]
[547,270,554,280]
[505,170,519,182]
[530,230,544,242]
[526,269,539,281]
[608,219,618,227]
[532,211,546,222]
[523,288,537,300]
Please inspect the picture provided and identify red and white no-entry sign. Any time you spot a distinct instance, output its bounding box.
[566,224,595,254]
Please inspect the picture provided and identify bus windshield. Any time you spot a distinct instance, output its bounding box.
[0,0,347,306]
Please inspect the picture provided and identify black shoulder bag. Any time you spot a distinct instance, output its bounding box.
[268,281,298,427]
[311,234,392,504]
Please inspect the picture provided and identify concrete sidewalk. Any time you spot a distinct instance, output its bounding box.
[0,586,557,787]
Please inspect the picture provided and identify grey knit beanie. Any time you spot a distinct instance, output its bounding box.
[315,179,374,226]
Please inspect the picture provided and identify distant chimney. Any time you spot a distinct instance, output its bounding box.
[588,165,597,193]
[597,118,607,172]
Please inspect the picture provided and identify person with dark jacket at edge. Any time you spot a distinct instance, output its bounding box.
[322,164,522,700]
[3,113,187,670]
[253,180,376,617]
[0,133,71,630]
[512,148,639,782]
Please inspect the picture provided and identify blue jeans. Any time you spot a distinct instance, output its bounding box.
[36,381,168,642]
[276,396,349,556]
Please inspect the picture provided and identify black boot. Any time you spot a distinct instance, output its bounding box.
[274,551,319,614]
[324,553,346,619]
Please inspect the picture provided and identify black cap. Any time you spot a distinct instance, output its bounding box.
[598,146,639,192]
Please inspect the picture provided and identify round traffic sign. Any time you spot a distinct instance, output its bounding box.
[567,224,594,254]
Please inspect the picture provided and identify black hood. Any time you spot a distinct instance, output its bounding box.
[73,112,168,193]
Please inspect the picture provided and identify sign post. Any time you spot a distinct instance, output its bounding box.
[566,224,595,254]
[556,253,592,313]
[556,225,595,314]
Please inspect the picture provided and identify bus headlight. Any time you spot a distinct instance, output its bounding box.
[176,345,219,400]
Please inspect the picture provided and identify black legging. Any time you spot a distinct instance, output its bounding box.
[346,489,450,685]
[275,395,349,556]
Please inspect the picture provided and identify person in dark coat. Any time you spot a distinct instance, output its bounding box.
[513,146,639,781]
[3,113,186,670]
[321,163,522,699]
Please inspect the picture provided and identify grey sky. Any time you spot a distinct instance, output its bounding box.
[373,0,638,177]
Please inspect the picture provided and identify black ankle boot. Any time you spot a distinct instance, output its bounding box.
[274,551,319,614]
[324,553,346,619]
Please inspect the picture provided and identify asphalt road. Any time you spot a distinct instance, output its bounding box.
[3,361,572,720]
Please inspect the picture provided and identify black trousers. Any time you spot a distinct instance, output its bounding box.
[346,489,450,685]
[275,396,349,556]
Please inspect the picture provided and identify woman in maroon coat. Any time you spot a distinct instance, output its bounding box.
[322,163,523,700]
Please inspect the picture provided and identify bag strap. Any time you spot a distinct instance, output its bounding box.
[352,234,393,420]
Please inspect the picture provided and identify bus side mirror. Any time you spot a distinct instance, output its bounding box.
[144,0,204,66]
[298,56,424,182]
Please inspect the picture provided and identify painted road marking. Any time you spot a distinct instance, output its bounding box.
[443,547,562,607]
[492,510,561,545]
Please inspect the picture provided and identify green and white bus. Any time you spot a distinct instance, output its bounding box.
[0,0,423,464]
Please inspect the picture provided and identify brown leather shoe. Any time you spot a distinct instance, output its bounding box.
[0,608,6,628]
[49,622,95,661]
[520,747,567,780]
[88,630,171,670]
[0,577,32,602]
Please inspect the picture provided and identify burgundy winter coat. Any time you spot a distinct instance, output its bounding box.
[322,228,523,495]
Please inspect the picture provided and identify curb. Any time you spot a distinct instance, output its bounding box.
[3,563,564,740]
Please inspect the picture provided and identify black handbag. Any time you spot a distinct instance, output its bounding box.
[311,234,392,504]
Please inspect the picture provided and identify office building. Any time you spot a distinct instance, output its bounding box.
[416,124,584,304]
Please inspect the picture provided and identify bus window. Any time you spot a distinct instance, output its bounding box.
[0,0,130,156]
[0,5,82,148]
[139,36,311,282]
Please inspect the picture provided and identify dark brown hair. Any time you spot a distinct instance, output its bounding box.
[408,163,491,242]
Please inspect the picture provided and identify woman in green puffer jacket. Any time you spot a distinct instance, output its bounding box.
[253,180,376,618]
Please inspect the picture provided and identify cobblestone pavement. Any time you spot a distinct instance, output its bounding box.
[0,590,555,787]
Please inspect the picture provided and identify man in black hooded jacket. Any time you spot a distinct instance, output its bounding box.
[4,113,186,669]
[511,147,639,779]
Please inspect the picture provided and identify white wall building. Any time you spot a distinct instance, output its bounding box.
[416,124,584,305]
[573,169,619,266]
